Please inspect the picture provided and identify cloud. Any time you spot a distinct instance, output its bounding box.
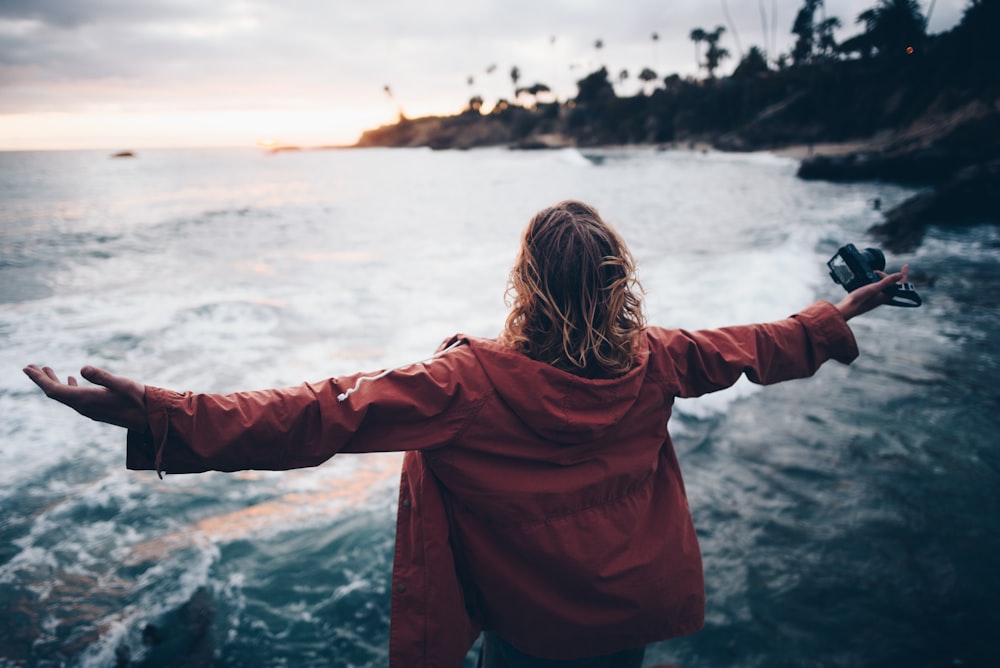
[0,0,970,147]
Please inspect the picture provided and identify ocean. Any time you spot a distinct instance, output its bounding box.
[1,146,998,667]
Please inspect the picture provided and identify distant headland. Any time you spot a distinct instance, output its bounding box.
[351,0,998,251]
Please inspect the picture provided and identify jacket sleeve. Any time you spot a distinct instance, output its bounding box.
[126,345,485,475]
[660,300,859,399]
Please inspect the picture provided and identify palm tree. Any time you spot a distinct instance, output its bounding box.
[856,0,927,57]
[791,0,821,65]
[816,15,842,58]
[638,67,658,95]
[704,26,730,78]
[594,38,604,69]
[510,66,521,99]
[689,27,707,72]
[517,82,552,107]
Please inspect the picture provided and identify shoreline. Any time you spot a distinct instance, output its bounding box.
[768,141,879,160]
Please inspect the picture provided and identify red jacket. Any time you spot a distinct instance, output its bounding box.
[127,301,858,666]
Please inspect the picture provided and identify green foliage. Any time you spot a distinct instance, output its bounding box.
[856,0,927,57]
[733,47,769,79]
[368,0,994,156]
[703,26,730,77]
[792,0,822,65]
[575,67,615,105]
[510,66,521,94]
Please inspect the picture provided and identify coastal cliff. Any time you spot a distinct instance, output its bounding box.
[354,1,998,250]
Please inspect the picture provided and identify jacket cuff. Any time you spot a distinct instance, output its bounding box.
[125,385,179,474]
[794,301,859,364]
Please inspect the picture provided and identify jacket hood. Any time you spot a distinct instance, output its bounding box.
[462,336,650,444]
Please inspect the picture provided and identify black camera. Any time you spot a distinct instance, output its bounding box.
[827,243,921,307]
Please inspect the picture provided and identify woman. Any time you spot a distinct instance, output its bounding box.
[24,200,907,667]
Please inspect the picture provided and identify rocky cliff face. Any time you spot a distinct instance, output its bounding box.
[795,99,1000,249]
[356,112,516,150]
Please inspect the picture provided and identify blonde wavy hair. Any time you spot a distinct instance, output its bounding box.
[501,200,646,377]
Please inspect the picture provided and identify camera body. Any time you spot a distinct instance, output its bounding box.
[827,243,921,307]
[827,244,885,292]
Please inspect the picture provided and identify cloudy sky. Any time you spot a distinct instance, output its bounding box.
[0,0,966,150]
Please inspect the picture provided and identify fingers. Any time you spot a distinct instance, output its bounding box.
[873,270,904,291]
[25,365,101,395]
[81,366,130,395]
[23,365,59,395]
[875,264,909,286]
[22,364,48,389]
[80,365,144,406]
[80,365,110,387]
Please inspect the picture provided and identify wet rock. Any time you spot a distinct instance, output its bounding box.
[870,160,1000,251]
[137,586,215,667]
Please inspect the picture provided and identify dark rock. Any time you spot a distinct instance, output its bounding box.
[798,101,1000,185]
[138,586,216,667]
[142,623,162,646]
[509,133,574,150]
[870,159,1000,251]
[797,152,883,181]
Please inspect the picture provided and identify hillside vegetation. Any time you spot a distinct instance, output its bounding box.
[355,0,998,248]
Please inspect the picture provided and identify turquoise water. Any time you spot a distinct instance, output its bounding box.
[1,146,998,667]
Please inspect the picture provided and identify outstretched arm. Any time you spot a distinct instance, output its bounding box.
[22,365,148,432]
[23,343,485,475]
[835,264,910,321]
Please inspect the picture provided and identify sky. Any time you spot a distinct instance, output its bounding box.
[0,0,968,151]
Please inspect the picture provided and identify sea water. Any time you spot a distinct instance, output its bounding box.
[1,146,998,667]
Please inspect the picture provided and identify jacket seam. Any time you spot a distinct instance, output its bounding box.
[450,391,491,444]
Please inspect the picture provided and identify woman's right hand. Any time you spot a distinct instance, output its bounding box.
[23,365,149,432]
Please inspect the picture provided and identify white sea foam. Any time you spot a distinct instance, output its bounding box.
[553,147,594,167]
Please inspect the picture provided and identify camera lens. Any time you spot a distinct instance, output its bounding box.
[862,248,886,271]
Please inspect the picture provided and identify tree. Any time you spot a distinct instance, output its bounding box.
[856,0,927,57]
[946,0,1000,82]
[516,83,552,107]
[791,0,822,65]
[703,26,730,78]
[816,16,842,59]
[689,28,708,72]
[662,73,682,93]
[510,66,521,98]
[594,38,605,68]
[732,45,769,79]
[575,67,614,105]
[638,67,658,94]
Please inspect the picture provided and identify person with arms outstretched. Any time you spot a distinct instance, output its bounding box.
[25,200,909,668]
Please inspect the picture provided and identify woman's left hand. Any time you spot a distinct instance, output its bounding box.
[23,365,148,432]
